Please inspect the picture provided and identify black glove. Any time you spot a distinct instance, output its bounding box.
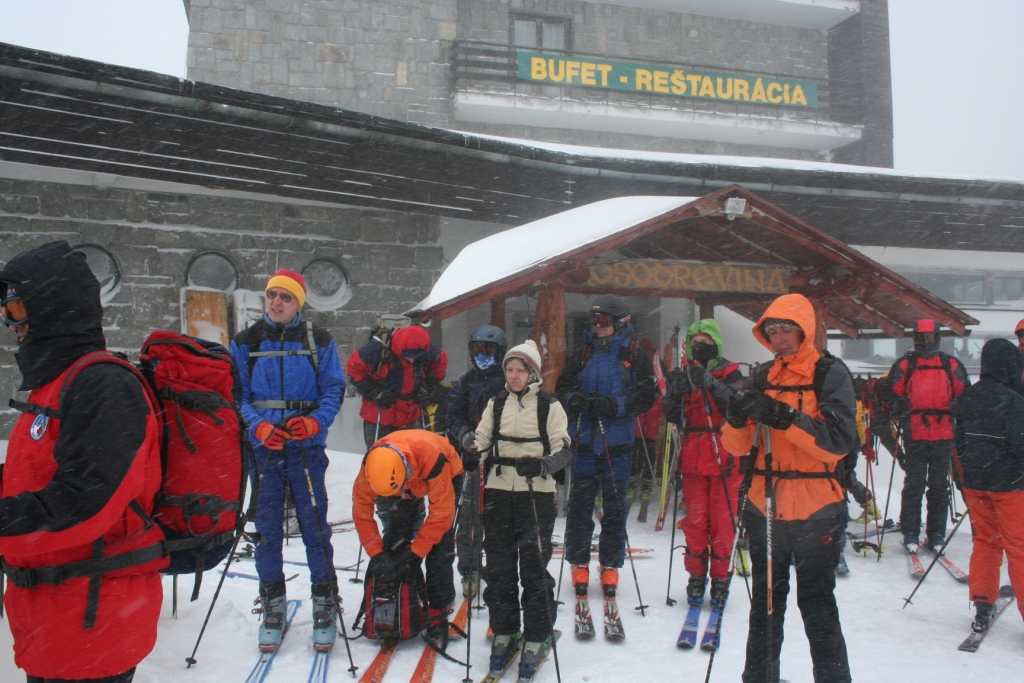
[587,395,619,418]
[459,430,476,453]
[515,457,546,479]
[364,382,398,407]
[890,396,911,420]
[565,392,589,415]
[666,369,693,398]
[726,394,751,428]
[414,380,443,407]
[461,450,480,472]
[368,548,420,581]
[737,392,796,430]
[688,365,709,390]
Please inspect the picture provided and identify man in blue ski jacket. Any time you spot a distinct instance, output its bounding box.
[231,268,346,652]
[556,294,656,600]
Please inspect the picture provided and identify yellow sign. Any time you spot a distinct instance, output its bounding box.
[518,52,817,108]
[584,260,790,294]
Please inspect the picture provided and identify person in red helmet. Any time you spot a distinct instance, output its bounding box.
[883,319,970,553]
[1015,318,1024,351]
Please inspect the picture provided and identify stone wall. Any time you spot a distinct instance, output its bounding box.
[185,0,859,161]
[0,176,444,438]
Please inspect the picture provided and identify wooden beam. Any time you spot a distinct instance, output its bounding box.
[531,285,566,393]
[490,297,506,329]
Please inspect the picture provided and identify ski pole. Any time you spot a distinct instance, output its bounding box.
[761,425,776,683]
[902,508,970,608]
[635,417,658,514]
[525,475,562,683]
[665,468,682,606]
[596,418,649,616]
[297,439,359,676]
[877,423,902,563]
[462,469,481,683]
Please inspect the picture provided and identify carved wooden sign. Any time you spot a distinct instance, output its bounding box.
[583,260,789,294]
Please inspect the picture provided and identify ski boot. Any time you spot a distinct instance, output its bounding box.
[903,534,920,553]
[972,602,994,633]
[518,637,552,682]
[925,534,946,552]
[709,578,730,607]
[311,581,339,652]
[600,566,618,596]
[625,475,638,506]
[572,563,590,590]
[686,574,707,606]
[489,632,523,674]
[255,581,287,652]
[423,605,451,651]
[852,498,881,524]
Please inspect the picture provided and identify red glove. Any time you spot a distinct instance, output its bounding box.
[287,416,321,440]
[255,421,290,450]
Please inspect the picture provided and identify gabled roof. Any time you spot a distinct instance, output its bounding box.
[410,186,979,337]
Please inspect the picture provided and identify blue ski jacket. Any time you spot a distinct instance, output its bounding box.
[231,312,345,448]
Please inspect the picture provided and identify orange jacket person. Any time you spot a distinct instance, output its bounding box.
[723,293,856,683]
[353,429,464,650]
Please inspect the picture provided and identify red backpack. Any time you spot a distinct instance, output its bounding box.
[357,564,429,641]
[22,331,249,602]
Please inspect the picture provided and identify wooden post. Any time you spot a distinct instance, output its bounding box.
[490,296,506,330]
[531,285,567,392]
[698,301,715,322]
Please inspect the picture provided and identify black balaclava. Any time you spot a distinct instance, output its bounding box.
[0,241,106,390]
[691,341,719,366]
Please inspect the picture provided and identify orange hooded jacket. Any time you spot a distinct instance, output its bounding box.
[721,294,857,522]
[352,429,464,559]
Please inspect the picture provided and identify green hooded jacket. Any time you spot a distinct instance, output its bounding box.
[685,318,725,371]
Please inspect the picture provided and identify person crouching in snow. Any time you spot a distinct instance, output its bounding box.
[353,429,464,650]
[473,340,571,681]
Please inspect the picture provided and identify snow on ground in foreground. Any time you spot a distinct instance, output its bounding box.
[2,447,1022,682]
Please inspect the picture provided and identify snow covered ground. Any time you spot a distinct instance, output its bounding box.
[2,444,1023,683]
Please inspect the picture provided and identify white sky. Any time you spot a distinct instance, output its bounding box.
[0,0,1021,180]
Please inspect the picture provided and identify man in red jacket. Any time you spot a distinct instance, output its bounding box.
[0,241,166,683]
[885,319,971,552]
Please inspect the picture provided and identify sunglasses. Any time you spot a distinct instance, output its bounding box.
[469,342,497,356]
[1,296,28,326]
[592,313,615,328]
[265,289,294,303]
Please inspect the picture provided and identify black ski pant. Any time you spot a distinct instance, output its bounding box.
[899,438,952,541]
[742,509,851,683]
[564,450,630,569]
[27,670,135,683]
[456,468,483,576]
[483,488,557,642]
[382,492,456,611]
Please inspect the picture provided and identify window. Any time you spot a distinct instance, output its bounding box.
[899,271,986,305]
[185,251,239,293]
[512,14,570,51]
[73,244,120,301]
[302,258,351,311]
[993,275,1024,303]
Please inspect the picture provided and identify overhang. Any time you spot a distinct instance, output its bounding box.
[409,186,979,338]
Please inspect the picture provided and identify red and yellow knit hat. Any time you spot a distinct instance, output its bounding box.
[266,268,306,307]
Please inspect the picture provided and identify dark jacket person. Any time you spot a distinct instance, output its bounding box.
[953,338,1024,632]
[0,241,166,683]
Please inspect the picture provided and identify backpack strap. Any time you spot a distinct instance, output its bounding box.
[305,320,319,373]
[486,389,554,477]
[424,453,447,482]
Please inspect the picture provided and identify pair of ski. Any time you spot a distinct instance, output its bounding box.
[958,585,1016,652]
[676,600,724,651]
[244,600,311,683]
[574,592,624,641]
[359,597,472,683]
[906,544,969,582]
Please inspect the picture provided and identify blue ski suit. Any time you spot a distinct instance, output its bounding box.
[231,312,345,584]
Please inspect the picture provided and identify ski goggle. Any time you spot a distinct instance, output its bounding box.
[469,341,497,356]
[1,295,28,327]
[265,289,294,303]
[915,331,938,344]
[592,313,615,328]
[1015,330,1024,339]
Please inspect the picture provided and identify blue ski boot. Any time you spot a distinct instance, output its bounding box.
[311,581,339,652]
[255,581,287,652]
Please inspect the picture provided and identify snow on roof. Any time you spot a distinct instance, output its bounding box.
[414,195,698,313]
[454,131,1024,185]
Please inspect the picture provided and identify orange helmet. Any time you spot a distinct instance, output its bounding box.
[365,444,412,497]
